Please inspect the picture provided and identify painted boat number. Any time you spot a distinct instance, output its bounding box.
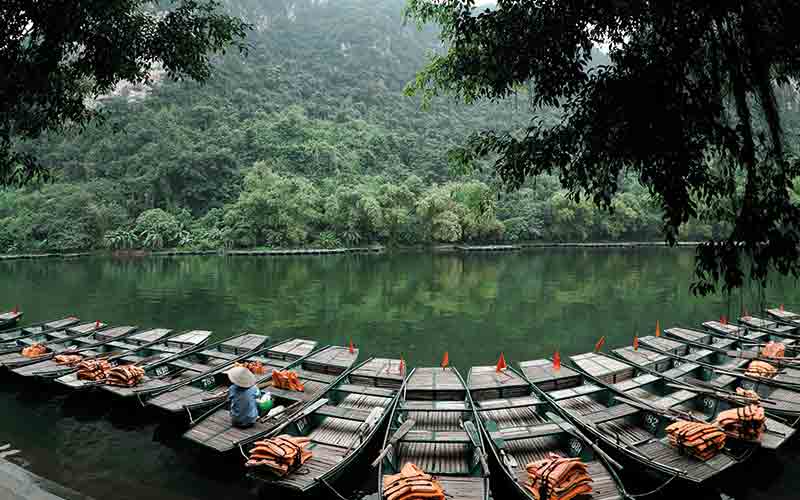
[155,366,170,377]
[201,377,214,388]
[644,413,659,432]
[296,417,307,433]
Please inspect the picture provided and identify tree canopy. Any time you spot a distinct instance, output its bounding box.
[0,0,248,185]
[405,0,800,294]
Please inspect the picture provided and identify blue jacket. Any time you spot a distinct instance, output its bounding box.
[229,385,260,426]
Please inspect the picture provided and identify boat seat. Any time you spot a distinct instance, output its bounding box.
[403,430,471,444]
[265,385,315,402]
[476,396,541,410]
[489,423,563,442]
[584,404,639,424]
[335,383,395,398]
[314,404,373,422]
[653,390,697,409]
[402,401,469,412]
[169,359,215,373]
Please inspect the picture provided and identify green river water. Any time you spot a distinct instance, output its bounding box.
[0,249,797,500]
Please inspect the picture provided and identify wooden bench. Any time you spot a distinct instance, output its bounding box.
[403,430,471,443]
[314,404,373,422]
[335,383,395,398]
[489,423,562,442]
[401,401,469,412]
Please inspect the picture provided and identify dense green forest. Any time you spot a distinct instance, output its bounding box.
[0,0,763,253]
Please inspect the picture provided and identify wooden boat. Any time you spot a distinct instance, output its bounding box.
[0,322,108,369]
[468,364,624,500]
[572,346,794,450]
[634,332,800,424]
[665,328,800,391]
[53,329,208,390]
[107,332,270,401]
[147,338,318,416]
[246,358,406,494]
[98,330,214,398]
[765,307,800,326]
[13,327,174,380]
[10,326,139,377]
[701,321,800,387]
[183,344,359,453]
[738,315,799,337]
[376,366,490,500]
[0,320,98,355]
[0,310,23,330]
[0,316,80,347]
[517,358,744,484]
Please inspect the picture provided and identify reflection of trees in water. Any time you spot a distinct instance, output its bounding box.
[3,251,800,365]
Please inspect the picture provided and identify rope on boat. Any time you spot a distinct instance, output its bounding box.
[321,478,351,500]
[621,474,678,499]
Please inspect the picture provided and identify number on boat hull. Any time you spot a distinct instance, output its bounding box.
[644,413,659,432]
[568,438,583,456]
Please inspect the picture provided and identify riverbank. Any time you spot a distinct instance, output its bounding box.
[0,457,92,500]
[0,241,701,260]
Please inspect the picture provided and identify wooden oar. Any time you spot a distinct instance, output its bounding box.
[371,419,415,467]
[462,420,490,476]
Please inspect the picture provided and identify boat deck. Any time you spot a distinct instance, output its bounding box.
[183,348,353,452]
[517,359,582,391]
[405,367,465,400]
[302,346,359,375]
[266,338,317,361]
[468,365,530,400]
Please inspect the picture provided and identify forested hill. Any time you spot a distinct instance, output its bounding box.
[1,0,707,253]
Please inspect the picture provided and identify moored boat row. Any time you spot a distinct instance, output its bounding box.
[3,306,800,499]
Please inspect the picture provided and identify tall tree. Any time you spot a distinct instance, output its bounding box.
[405,0,800,293]
[0,0,248,185]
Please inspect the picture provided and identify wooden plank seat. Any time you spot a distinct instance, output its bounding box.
[169,358,222,374]
[402,430,471,443]
[334,383,395,398]
[475,396,541,411]
[584,404,640,425]
[314,404,373,422]
[489,423,562,442]
[481,405,546,428]
[547,384,603,402]
[406,410,463,432]
[519,359,582,391]
[652,390,697,409]
[401,400,469,412]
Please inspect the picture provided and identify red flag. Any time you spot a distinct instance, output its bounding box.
[780,304,785,312]
[441,351,449,369]
[12,305,18,314]
[95,320,100,328]
[349,338,355,354]
[633,335,639,351]
[553,351,561,371]
[720,315,728,325]
[655,320,661,338]
[594,336,606,353]
[496,352,507,373]
[399,355,405,375]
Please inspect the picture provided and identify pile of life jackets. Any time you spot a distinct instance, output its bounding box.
[666,420,726,461]
[21,344,48,358]
[237,360,267,375]
[745,360,778,378]
[105,365,146,387]
[244,435,312,476]
[523,453,593,500]
[736,387,760,401]
[54,354,84,366]
[77,359,112,381]
[761,341,786,359]
[715,404,766,441]
[272,370,305,392]
[382,463,446,500]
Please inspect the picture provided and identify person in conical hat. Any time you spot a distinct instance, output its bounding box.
[227,365,261,428]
